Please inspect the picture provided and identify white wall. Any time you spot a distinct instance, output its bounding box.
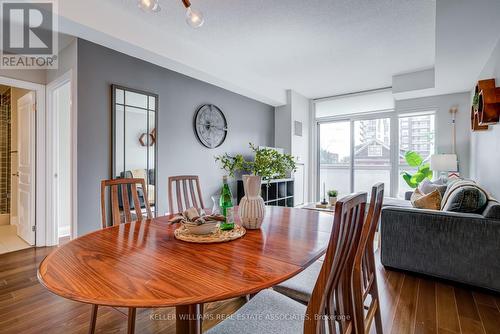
[0,70,46,85]
[395,92,471,177]
[470,37,500,198]
[274,90,311,204]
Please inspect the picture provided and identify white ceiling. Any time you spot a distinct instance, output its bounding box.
[57,0,436,105]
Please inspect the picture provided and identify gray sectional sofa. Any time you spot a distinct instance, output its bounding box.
[381,188,500,292]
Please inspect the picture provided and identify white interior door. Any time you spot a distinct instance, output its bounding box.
[17,92,35,245]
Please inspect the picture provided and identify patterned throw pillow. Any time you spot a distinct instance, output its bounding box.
[441,182,488,213]
[411,189,442,210]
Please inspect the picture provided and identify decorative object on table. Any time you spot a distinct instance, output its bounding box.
[400,151,433,189]
[328,189,338,206]
[194,104,227,149]
[169,207,225,235]
[174,224,246,243]
[320,182,328,205]
[219,176,235,230]
[239,175,266,229]
[430,154,458,182]
[215,143,296,229]
[211,195,221,214]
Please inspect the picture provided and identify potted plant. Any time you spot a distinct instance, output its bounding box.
[400,151,433,189]
[215,143,296,229]
[327,190,338,206]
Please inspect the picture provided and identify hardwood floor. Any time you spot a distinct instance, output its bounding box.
[1,247,499,334]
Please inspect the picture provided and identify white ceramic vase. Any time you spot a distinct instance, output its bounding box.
[239,175,265,229]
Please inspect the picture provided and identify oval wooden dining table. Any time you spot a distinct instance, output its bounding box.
[38,206,333,334]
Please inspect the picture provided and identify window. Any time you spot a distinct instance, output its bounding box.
[353,118,391,193]
[318,117,392,197]
[316,109,435,199]
[319,121,351,197]
[398,113,435,198]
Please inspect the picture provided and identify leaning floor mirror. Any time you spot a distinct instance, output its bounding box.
[112,85,158,217]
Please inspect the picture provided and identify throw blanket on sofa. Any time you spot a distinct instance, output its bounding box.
[441,180,493,211]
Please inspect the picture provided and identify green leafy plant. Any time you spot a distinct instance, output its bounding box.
[215,143,296,181]
[472,92,479,112]
[214,153,247,177]
[400,151,433,188]
[328,190,338,198]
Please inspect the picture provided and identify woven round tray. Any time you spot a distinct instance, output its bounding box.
[174,224,246,244]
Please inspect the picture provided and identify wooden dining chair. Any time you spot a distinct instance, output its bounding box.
[206,192,367,334]
[93,178,153,334]
[351,183,384,334]
[305,192,367,334]
[100,178,153,229]
[168,175,205,214]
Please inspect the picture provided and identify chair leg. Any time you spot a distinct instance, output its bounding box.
[128,307,137,334]
[88,304,98,334]
[374,300,383,334]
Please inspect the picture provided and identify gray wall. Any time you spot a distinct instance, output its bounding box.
[77,39,274,235]
[470,37,500,198]
[395,92,471,177]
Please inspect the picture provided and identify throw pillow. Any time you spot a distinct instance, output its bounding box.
[411,189,442,210]
[418,179,448,197]
[410,188,424,203]
[442,183,488,213]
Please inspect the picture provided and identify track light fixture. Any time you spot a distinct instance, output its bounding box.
[137,0,204,28]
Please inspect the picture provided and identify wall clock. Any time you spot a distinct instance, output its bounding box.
[194,104,228,148]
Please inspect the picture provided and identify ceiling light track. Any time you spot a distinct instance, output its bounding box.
[137,0,204,29]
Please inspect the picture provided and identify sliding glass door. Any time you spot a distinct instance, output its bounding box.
[318,121,351,199]
[317,112,435,199]
[318,117,392,198]
[353,118,391,193]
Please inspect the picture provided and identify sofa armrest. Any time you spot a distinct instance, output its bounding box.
[381,206,500,291]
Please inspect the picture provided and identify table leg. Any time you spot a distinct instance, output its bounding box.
[88,304,98,334]
[127,307,136,334]
[176,303,204,334]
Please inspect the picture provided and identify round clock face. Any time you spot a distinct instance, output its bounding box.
[194,104,228,148]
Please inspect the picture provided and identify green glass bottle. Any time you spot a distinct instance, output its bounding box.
[219,176,234,230]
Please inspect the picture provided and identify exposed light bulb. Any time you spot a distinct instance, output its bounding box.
[137,0,161,13]
[186,7,204,28]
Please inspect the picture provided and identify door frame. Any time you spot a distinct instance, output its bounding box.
[0,75,46,246]
[46,70,76,245]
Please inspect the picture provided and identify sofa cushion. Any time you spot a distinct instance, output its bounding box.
[411,189,442,210]
[482,201,500,220]
[441,182,487,213]
[419,179,448,197]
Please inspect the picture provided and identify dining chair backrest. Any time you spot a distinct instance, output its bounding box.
[351,183,385,334]
[305,192,367,334]
[100,178,153,229]
[168,175,205,214]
